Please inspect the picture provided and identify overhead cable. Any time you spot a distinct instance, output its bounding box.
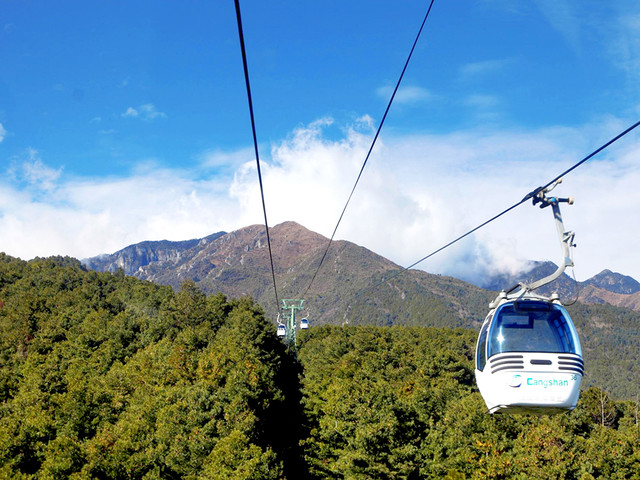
[358,119,640,295]
[234,0,280,313]
[303,0,437,298]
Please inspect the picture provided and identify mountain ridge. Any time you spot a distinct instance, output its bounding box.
[84,221,640,314]
[83,231,226,276]
[85,222,491,326]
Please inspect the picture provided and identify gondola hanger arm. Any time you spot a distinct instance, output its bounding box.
[521,179,576,293]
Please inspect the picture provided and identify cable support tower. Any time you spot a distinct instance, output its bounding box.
[302,0,437,299]
[234,0,280,316]
[281,299,305,348]
[356,118,640,297]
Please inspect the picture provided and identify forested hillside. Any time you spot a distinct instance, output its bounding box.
[298,326,640,479]
[0,254,302,478]
[1,254,639,479]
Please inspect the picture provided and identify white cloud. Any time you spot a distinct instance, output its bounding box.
[1,118,640,285]
[227,118,640,283]
[22,161,61,191]
[532,1,640,92]
[0,166,240,260]
[200,147,254,172]
[0,122,6,142]
[462,94,500,109]
[533,0,582,52]
[609,11,640,89]
[139,103,167,120]
[376,85,434,104]
[458,59,510,81]
[122,103,167,120]
[8,148,62,191]
[122,107,139,118]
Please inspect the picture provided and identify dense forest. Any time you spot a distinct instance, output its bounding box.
[0,254,639,479]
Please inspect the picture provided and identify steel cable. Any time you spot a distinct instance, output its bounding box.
[357,119,640,296]
[302,0,437,298]
[234,0,280,314]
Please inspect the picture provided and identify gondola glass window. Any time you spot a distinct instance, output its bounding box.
[476,321,490,371]
[487,301,581,357]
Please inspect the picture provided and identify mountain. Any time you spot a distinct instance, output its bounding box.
[481,261,640,313]
[85,221,493,327]
[582,269,640,294]
[577,284,640,311]
[85,222,640,317]
[82,232,226,276]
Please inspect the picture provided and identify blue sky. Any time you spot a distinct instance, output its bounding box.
[2,0,640,285]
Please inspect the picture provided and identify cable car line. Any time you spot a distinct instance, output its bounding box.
[356,118,640,297]
[234,0,280,314]
[302,0,437,299]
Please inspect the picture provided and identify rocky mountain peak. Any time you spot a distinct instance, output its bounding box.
[583,269,640,295]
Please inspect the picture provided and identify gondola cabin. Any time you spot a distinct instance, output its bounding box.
[475,292,583,414]
[277,323,286,337]
[300,318,309,329]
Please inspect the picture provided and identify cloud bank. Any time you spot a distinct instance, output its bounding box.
[121,103,167,121]
[2,118,640,285]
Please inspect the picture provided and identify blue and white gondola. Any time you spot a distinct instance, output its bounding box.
[475,180,584,414]
[475,291,583,414]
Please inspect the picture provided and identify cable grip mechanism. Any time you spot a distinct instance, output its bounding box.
[521,179,576,293]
